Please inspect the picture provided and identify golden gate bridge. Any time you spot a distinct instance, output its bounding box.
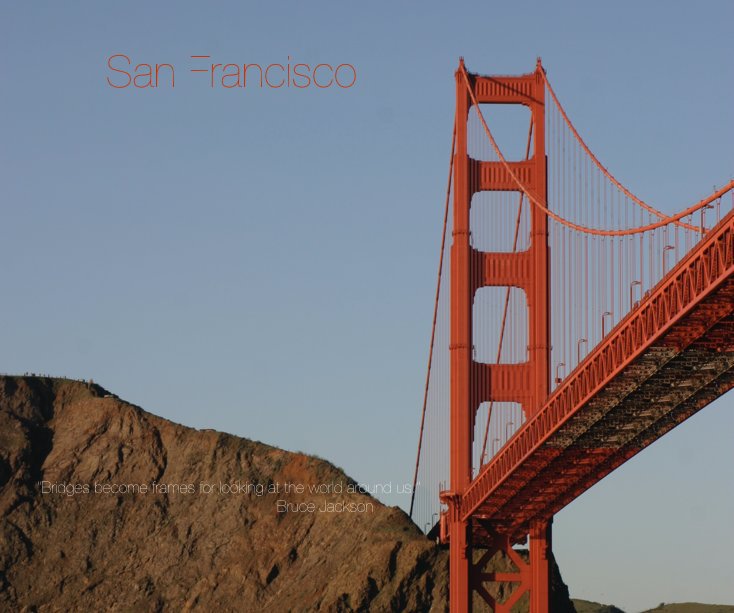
[409,58,734,612]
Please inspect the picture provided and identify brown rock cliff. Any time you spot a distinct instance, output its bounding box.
[0,376,574,612]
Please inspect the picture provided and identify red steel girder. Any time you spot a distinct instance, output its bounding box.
[461,210,734,524]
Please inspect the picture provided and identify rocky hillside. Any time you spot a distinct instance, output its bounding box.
[573,600,734,613]
[0,375,575,612]
[573,600,625,613]
[641,606,734,613]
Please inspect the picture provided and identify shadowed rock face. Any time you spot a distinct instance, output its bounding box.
[0,376,574,612]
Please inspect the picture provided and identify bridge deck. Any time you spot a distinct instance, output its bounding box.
[458,210,734,543]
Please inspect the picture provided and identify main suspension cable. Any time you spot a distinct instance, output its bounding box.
[460,65,734,237]
[541,69,699,232]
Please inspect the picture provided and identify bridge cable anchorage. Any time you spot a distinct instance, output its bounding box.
[459,65,734,237]
[540,69,700,232]
[409,110,456,519]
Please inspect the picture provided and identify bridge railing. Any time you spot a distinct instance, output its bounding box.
[459,208,734,521]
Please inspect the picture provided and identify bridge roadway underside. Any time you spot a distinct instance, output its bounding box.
[471,277,734,545]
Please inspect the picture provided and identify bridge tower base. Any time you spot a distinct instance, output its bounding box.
[443,517,552,612]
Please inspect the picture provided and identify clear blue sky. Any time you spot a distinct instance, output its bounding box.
[1,2,732,610]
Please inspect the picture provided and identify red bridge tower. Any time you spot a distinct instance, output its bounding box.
[443,58,552,612]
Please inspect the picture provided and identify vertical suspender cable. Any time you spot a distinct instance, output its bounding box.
[410,113,456,519]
